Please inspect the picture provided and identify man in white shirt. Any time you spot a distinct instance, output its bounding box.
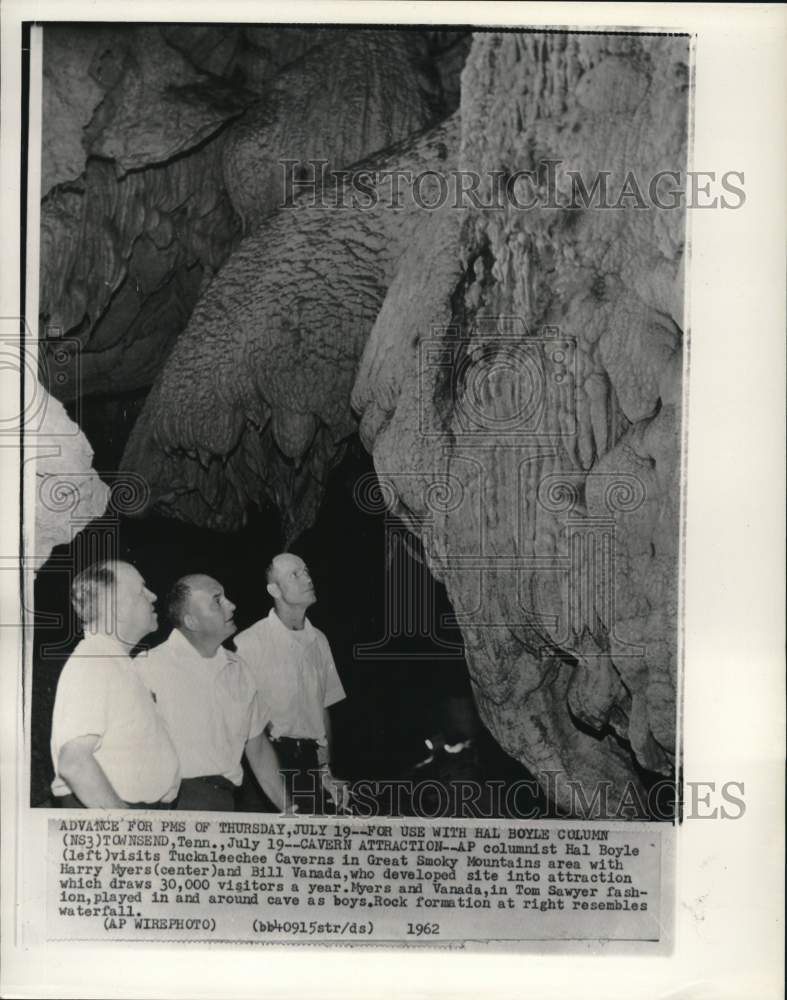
[50,561,180,809]
[135,574,289,812]
[234,552,349,814]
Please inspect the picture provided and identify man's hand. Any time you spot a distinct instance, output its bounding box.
[245,731,292,812]
[320,767,351,812]
[319,708,350,811]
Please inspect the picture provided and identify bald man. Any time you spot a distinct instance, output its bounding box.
[234,553,349,814]
[134,574,289,812]
[50,560,180,809]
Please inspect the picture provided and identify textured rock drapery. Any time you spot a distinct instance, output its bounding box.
[121,117,459,538]
[39,26,447,404]
[32,391,109,572]
[115,30,686,811]
[353,34,686,808]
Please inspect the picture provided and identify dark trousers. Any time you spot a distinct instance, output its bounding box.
[272,737,329,815]
[55,793,167,810]
[176,775,239,812]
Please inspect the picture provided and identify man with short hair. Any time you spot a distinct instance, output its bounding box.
[50,561,180,809]
[234,553,349,814]
[135,574,289,813]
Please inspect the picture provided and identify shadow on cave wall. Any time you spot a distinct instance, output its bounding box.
[31,437,546,818]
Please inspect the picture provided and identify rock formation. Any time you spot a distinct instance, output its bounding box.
[353,32,687,811]
[42,26,686,813]
[122,116,459,538]
[32,390,109,572]
[39,25,448,402]
[39,25,251,400]
[220,29,444,231]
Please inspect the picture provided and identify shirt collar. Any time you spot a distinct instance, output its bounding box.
[267,608,315,643]
[167,627,230,667]
[79,631,131,658]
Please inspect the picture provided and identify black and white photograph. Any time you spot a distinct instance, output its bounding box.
[1,1,783,996]
[29,20,687,821]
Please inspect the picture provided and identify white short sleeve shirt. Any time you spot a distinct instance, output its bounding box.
[51,633,180,804]
[134,628,269,786]
[234,609,345,746]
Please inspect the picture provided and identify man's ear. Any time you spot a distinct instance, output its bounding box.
[182,612,197,631]
[266,582,279,600]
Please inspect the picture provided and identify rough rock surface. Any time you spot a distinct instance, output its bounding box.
[354,32,687,807]
[39,25,253,400]
[40,138,240,399]
[116,30,686,811]
[33,391,109,572]
[122,117,459,540]
[40,26,451,407]
[41,25,253,194]
[221,30,444,231]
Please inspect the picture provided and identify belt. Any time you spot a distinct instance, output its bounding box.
[271,736,318,749]
[180,774,238,791]
[54,793,167,810]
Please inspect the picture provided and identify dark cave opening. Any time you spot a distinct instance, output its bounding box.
[31,433,545,817]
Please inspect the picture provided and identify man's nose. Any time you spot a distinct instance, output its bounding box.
[145,588,157,602]
[226,599,236,614]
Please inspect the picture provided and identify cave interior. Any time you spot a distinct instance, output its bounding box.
[31,22,685,819]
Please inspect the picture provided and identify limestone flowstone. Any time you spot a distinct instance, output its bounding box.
[354,32,686,809]
[113,30,685,812]
[33,391,110,572]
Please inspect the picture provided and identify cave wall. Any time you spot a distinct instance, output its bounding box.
[41,26,685,813]
[39,25,458,405]
[354,33,687,810]
[40,25,250,398]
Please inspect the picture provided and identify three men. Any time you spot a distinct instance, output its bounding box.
[135,574,288,812]
[50,561,180,809]
[235,553,349,813]
[50,553,347,814]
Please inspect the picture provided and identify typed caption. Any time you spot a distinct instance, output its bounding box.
[48,815,663,945]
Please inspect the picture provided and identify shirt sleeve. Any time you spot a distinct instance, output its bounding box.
[233,630,258,674]
[320,640,346,708]
[53,657,111,750]
[247,690,271,741]
[235,654,271,740]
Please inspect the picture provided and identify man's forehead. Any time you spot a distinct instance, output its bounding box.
[273,554,305,575]
[115,561,143,587]
[183,573,222,596]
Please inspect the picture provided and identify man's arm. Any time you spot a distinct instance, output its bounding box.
[58,735,126,808]
[244,731,291,812]
[318,708,351,811]
[318,707,333,768]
